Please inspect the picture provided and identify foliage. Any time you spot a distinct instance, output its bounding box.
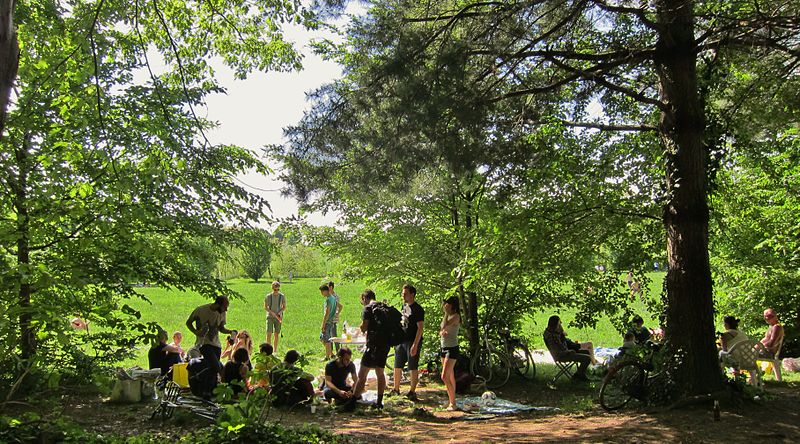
[0,0,316,393]
[273,0,800,397]
[0,413,340,443]
[236,228,273,283]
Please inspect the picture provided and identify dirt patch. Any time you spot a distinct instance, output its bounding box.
[10,379,800,443]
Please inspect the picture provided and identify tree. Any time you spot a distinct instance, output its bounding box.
[0,0,314,392]
[237,227,273,282]
[276,0,800,398]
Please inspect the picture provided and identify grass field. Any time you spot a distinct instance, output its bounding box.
[128,273,667,374]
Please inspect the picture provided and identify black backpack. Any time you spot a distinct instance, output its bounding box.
[187,357,217,399]
[370,302,405,347]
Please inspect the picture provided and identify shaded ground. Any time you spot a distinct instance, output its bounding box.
[9,375,800,443]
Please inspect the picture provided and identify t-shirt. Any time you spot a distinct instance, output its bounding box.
[627,326,650,344]
[148,343,168,373]
[362,302,383,346]
[265,292,285,318]
[331,291,341,323]
[223,361,246,395]
[402,301,425,344]
[188,303,226,348]
[324,295,337,324]
[324,359,356,390]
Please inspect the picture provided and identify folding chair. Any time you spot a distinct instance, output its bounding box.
[150,381,182,420]
[547,348,578,383]
[756,337,784,382]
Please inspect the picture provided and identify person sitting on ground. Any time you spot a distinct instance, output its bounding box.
[222,330,254,366]
[759,308,784,359]
[270,350,315,407]
[148,329,184,376]
[718,315,749,366]
[323,347,359,405]
[223,347,251,396]
[168,331,186,361]
[627,315,651,344]
[252,342,281,388]
[543,315,592,381]
[621,332,637,353]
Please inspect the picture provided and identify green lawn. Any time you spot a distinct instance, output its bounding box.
[129,278,394,374]
[128,274,668,374]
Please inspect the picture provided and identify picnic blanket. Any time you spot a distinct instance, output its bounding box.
[457,397,560,415]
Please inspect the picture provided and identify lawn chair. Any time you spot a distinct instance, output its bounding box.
[727,340,764,388]
[546,347,578,383]
[756,336,784,382]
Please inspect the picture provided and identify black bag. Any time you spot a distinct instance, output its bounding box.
[187,357,217,399]
[371,302,405,347]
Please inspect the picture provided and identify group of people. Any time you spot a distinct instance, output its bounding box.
[148,283,464,411]
[718,308,785,363]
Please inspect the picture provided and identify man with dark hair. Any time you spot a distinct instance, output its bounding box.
[324,347,359,404]
[345,289,389,410]
[185,296,235,379]
[320,284,337,360]
[390,284,424,401]
[270,349,315,406]
[252,342,280,388]
[627,315,650,344]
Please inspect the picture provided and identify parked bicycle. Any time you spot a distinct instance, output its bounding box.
[471,324,512,389]
[599,342,665,411]
[501,328,536,380]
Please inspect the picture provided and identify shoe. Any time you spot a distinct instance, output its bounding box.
[387,389,401,397]
[406,391,419,402]
[572,373,590,382]
[373,402,384,410]
[341,397,357,412]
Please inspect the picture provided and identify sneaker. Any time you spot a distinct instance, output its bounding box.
[572,373,590,382]
[387,389,401,397]
[373,402,384,410]
[406,391,419,402]
[341,397,357,412]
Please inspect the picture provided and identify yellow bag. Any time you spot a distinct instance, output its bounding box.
[172,363,189,387]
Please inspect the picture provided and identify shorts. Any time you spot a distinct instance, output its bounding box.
[440,346,460,360]
[320,322,337,342]
[266,316,282,334]
[394,341,421,370]
[361,343,390,369]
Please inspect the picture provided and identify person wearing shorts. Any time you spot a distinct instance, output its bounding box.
[345,289,389,411]
[320,284,338,360]
[265,281,286,351]
[390,284,424,401]
[439,296,461,411]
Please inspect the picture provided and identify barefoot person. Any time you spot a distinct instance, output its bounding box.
[345,289,389,411]
[390,284,424,402]
[185,296,235,379]
[265,281,286,351]
[440,296,461,411]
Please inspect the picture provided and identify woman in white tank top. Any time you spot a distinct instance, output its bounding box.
[439,296,461,411]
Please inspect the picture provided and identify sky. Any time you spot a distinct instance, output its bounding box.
[203,21,349,228]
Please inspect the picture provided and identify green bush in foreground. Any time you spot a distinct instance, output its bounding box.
[0,415,341,444]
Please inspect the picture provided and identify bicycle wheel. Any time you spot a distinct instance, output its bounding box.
[486,350,511,389]
[509,342,536,379]
[471,348,493,383]
[599,361,645,411]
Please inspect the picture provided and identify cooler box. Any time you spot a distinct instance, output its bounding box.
[172,363,189,387]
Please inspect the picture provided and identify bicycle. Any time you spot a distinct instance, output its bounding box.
[599,342,664,411]
[471,324,512,389]
[501,328,536,380]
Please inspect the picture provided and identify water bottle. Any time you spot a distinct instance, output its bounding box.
[713,400,720,421]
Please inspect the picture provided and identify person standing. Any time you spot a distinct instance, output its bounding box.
[759,308,785,358]
[439,296,461,411]
[185,296,235,379]
[328,281,344,334]
[265,281,286,351]
[320,284,337,360]
[390,284,424,401]
[345,289,389,410]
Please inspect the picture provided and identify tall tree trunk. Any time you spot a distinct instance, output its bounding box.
[655,0,725,395]
[14,134,36,362]
[0,0,19,140]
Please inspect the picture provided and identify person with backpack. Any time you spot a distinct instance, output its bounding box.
[264,281,286,351]
[389,284,424,402]
[345,289,390,410]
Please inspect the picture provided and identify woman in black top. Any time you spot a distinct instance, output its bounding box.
[223,347,251,396]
